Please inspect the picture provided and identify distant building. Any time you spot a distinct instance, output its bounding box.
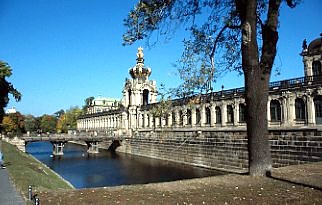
[77,36,322,133]
[86,97,120,114]
[5,107,17,114]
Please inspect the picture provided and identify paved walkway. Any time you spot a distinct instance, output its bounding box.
[0,168,25,205]
[272,161,322,190]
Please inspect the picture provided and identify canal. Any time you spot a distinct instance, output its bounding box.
[26,142,224,189]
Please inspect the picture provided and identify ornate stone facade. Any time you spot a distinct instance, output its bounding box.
[77,37,322,134]
[86,97,120,114]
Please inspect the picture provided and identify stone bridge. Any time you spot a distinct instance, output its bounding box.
[21,132,123,156]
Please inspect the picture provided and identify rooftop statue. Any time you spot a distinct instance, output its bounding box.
[137,47,144,62]
[302,39,307,51]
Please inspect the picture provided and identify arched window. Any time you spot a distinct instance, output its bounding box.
[141,114,145,127]
[179,110,183,126]
[215,106,221,124]
[153,117,156,127]
[270,100,281,122]
[239,103,246,123]
[196,108,201,125]
[227,105,234,123]
[314,95,322,124]
[147,115,150,127]
[128,89,132,106]
[312,61,322,76]
[172,111,176,126]
[165,114,169,126]
[143,89,149,106]
[205,107,211,125]
[295,98,306,121]
[186,109,192,125]
[159,117,162,127]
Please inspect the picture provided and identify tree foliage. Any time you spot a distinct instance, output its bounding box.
[123,0,299,176]
[0,61,21,132]
[2,112,25,135]
[83,96,95,113]
[149,84,172,123]
[56,107,82,133]
[40,115,57,133]
[24,114,40,133]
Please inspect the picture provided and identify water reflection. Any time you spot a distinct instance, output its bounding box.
[26,141,224,188]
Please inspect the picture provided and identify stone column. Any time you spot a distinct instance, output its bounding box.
[99,117,102,130]
[135,91,141,106]
[161,117,166,127]
[90,119,93,130]
[287,94,296,125]
[138,112,143,128]
[191,107,197,127]
[91,118,94,130]
[267,97,271,125]
[168,112,173,127]
[303,57,313,77]
[307,94,315,125]
[234,102,239,126]
[123,90,128,107]
[122,112,128,131]
[105,117,108,129]
[174,109,180,127]
[143,112,148,128]
[116,116,119,128]
[221,103,227,126]
[96,118,100,130]
[210,103,216,127]
[200,104,206,127]
[183,108,187,127]
[149,113,154,128]
[281,96,288,125]
[93,118,96,129]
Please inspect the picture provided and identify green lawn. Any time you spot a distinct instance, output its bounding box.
[1,140,73,199]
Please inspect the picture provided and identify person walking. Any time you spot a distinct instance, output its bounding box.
[0,150,5,169]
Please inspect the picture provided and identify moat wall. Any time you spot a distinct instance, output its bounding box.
[116,129,322,173]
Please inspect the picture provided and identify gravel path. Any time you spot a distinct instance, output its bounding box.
[0,168,25,205]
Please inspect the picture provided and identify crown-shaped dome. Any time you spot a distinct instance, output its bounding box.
[302,34,322,56]
[129,47,151,79]
[308,36,322,55]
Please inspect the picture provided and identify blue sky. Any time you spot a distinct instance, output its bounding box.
[1,0,321,116]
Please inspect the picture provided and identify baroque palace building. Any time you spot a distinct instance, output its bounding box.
[77,36,322,134]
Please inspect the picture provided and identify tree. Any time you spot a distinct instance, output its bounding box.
[54,109,65,118]
[24,114,40,134]
[40,115,57,133]
[2,112,25,135]
[56,107,83,133]
[82,96,95,114]
[0,61,21,132]
[123,0,298,176]
[149,84,172,129]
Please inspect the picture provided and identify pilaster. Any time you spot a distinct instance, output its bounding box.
[221,102,227,126]
[191,107,197,126]
[200,104,206,127]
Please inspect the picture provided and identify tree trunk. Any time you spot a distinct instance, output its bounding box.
[0,78,10,133]
[236,0,281,176]
[245,67,272,176]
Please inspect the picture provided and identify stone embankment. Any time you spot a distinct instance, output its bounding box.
[117,129,322,173]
